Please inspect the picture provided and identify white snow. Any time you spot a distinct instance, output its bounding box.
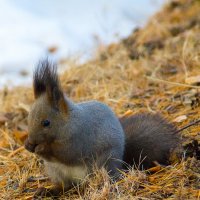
[0,0,165,87]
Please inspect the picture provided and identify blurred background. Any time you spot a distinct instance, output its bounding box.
[0,0,165,87]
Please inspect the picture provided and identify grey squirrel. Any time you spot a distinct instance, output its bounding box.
[24,60,180,198]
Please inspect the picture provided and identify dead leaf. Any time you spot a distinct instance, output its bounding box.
[148,176,155,182]
[0,140,10,148]
[0,178,7,187]
[17,103,30,113]
[17,123,28,131]
[147,166,162,173]
[173,115,187,122]
[185,75,200,85]
[13,130,28,143]
[0,168,5,176]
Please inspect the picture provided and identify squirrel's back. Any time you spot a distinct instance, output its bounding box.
[120,113,179,169]
[68,100,125,165]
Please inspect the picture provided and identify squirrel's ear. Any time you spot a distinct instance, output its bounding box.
[47,87,68,113]
[33,59,68,113]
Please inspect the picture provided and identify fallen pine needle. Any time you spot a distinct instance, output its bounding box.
[121,110,134,117]
[146,76,200,89]
[8,146,25,158]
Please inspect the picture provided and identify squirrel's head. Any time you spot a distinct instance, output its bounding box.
[25,60,69,159]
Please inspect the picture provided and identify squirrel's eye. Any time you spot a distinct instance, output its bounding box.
[41,119,50,127]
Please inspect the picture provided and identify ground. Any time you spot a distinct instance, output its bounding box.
[1,0,200,199]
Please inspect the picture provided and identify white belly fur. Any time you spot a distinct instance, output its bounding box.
[45,161,88,187]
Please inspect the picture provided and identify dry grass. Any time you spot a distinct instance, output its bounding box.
[1,0,200,199]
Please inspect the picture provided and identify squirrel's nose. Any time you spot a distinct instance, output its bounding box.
[24,138,37,153]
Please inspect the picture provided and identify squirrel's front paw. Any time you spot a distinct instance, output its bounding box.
[33,186,61,199]
[24,138,37,153]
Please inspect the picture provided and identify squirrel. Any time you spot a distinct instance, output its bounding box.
[24,59,181,198]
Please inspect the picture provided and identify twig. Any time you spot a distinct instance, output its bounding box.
[146,76,200,89]
[27,176,49,182]
[174,119,200,134]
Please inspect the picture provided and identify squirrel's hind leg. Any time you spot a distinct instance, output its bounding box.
[105,157,123,180]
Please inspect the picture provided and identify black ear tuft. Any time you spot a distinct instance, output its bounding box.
[33,59,62,102]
